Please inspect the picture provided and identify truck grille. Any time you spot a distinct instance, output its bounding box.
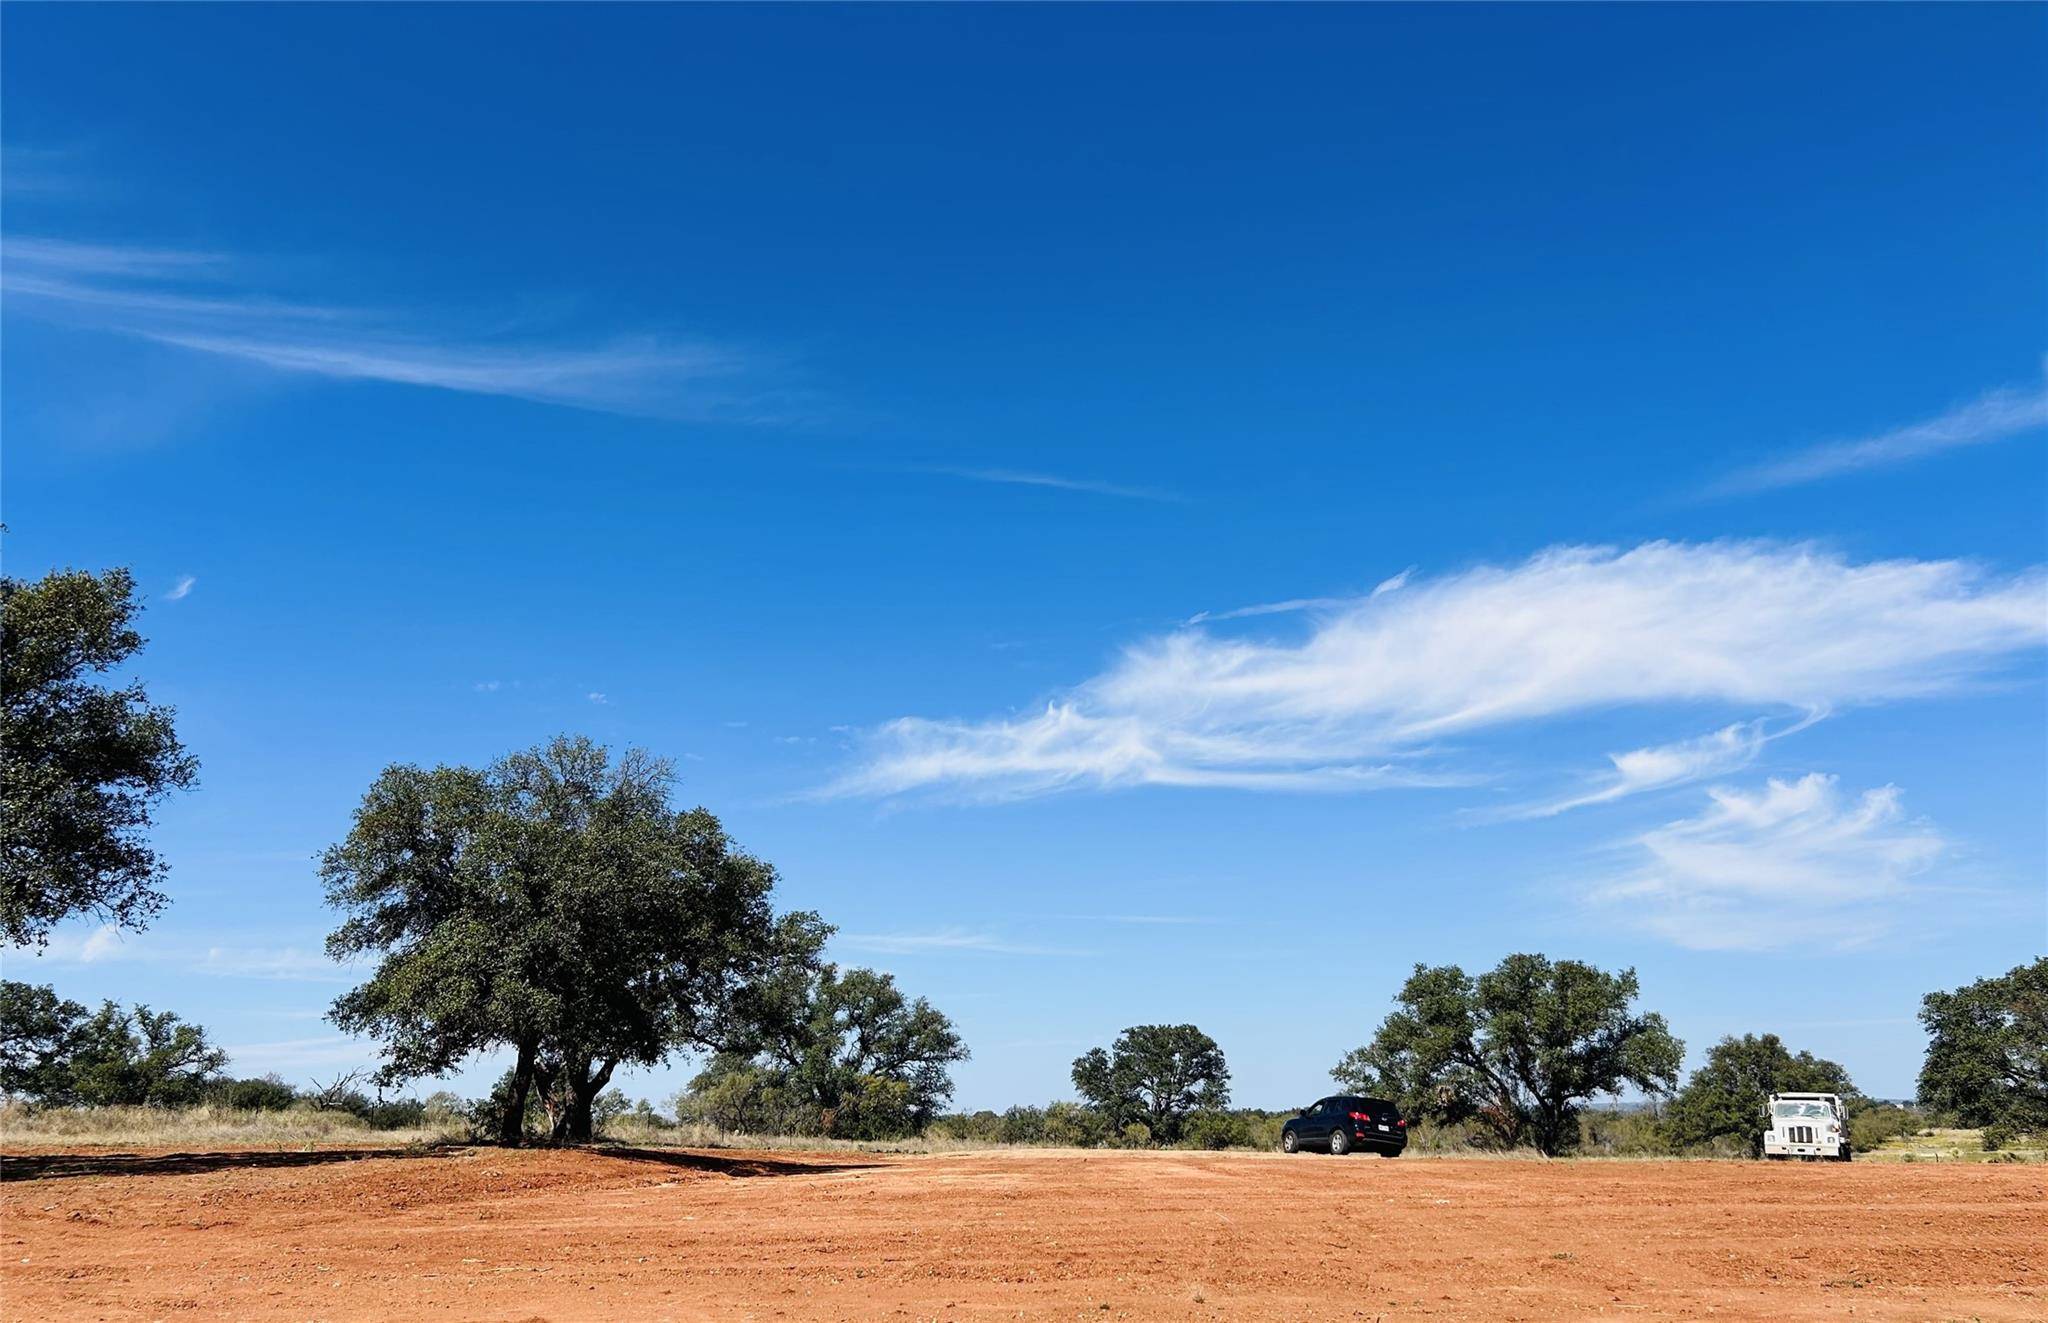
[1788,1125,1815,1144]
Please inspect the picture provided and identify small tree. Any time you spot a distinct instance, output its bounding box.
[1,567,198,947]
[1664,1034,1857,1155]
[1334,955,1682,1156]
[700,953,968,1138]
[1918,957,2048,1149]
[1071,1024,1230,1146]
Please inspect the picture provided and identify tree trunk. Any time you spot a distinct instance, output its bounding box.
[551,1057,617,1143]
[500,1040,537,1146]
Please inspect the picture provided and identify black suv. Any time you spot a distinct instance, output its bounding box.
[1281,1095,1407,1156]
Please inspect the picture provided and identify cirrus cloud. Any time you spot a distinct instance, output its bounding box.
[828,541,2047,801]
[1586,774,1948,950]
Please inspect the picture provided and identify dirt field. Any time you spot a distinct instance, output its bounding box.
[3,1144,2041,1322]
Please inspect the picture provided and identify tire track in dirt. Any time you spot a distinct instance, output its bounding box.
[3,1144,2041,1321]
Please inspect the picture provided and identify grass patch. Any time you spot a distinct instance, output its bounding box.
[1,1101,465,1150]
[1855,1127,2047,1164]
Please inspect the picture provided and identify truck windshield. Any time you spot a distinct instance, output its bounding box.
[1773,1102,1833,1119]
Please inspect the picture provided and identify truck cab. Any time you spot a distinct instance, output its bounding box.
[1762,1092,1850,1161]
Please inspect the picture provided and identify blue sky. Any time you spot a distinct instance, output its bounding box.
[4,4,2044,1110]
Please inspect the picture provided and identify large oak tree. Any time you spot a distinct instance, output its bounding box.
[322,735,809,1142]
[1333,955,1682,1155]
[1918,957,2047,1148]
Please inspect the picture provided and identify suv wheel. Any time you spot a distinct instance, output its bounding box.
[1281,1129,1298,1154]
[1330,1129,1351,1156]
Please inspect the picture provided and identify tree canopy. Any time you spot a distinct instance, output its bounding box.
[1332,955,1682,1155]
[1070,1024,1230,1145]
[0,980,226,1106]
[1918,957,2048,1148]
[322,735,808,1141]
[687,950,968,1139]
[1,567,198,947]
[1664,1033,1857,1154]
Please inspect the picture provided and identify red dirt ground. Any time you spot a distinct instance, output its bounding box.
[3,1144,2041,1321]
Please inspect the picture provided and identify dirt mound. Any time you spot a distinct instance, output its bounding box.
[5,1145,2041,1320]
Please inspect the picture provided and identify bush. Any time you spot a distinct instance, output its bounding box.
[1042,1101,1111,1147]
[1848,1103,1921,1153]
[351,1096,428,1130]
[1181,1109,1252,1150]
[1578,1107,1673,1157]
[207,1075,300,1111]
[830,1074,918,1139]
[674,1062,810,1136]
[927,1110,1003,1143]
[997,1105,1047,1145]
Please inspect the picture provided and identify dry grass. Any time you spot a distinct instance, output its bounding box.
[17,1105,2027,1165]
[0,1102,466,1150]
[1857,1126,2048,1164]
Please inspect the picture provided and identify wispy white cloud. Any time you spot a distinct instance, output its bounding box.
[834,928,1093,957]
[1587,774,1946,950]
[1501,708,1829,819]
[4,236,227,277]
[8,926,354,983]
[1710,374,2048,496]
[1,146,92,198]
[1185,570,1413,626]
[218,1035,378,1073]
[198,945,351,982]
[2,234,767,419]
[164,573,197,601]
[828,541,2047,801]
[586,692,609,705]
[1097,914,1218,926]
[920,466,1185,503]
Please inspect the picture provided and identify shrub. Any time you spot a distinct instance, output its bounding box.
[1848,1103,1920,1153]
[208,1075,301,1111]
[1042,1102,1111,1148]
[831,1074,918,1139]
[1578,1107,1673,1157]
[1181,1109,1252,1150]
[927,1110,1003,1143]
[996,1105,1046,1145]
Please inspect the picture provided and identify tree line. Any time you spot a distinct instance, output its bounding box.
[3,564,2043,1155]
[11,952,2040,1156]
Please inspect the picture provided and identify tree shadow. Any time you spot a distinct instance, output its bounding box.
[1,1143,884,1184]
[594,1145,886,1179]
[1,1145,463,1183]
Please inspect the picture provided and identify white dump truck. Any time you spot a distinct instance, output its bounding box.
[1762,1092,1850,1161]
